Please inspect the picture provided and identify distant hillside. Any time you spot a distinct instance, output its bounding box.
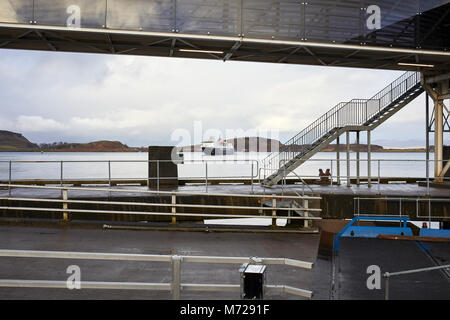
[226,137,282,152]
[0,131,38,151]
[0,131,145,152]
[40,141,143,152]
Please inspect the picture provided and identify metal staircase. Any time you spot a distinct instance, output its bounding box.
[262,71,424,187]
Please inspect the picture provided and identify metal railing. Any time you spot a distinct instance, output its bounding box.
[0,158,259,193]
[259,158,450,196]
[383,264,450,300]
[262,71,422,181]
[354,197,450,222]
[0,249,314,299]
[0,184,321,226]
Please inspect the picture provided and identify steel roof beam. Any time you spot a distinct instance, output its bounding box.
[34,30,56,51]
[223,41,242,62]
[169,38,176,57]
[0,29,33,48]
[1,23,449,59]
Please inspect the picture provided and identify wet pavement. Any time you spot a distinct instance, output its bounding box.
[0,225,319,300]
[0,224,449,300]
[333,238,450,300]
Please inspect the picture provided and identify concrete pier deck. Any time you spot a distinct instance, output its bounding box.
[1,182,449,198]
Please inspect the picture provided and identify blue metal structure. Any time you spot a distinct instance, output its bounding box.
[333,216,413,252]
[419,228,450,238]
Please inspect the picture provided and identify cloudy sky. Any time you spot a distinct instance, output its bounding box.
[0,48,448,148]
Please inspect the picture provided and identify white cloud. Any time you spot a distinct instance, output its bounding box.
[0,49,437,147]
[16,115,66,132]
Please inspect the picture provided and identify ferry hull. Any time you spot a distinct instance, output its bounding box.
[203,147,234,156]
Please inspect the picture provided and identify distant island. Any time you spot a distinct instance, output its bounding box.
[0,130,145,152]
[0,130,433,152]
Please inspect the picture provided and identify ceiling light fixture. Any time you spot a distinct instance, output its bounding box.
[398,62,435,68]
[179,48,224,54]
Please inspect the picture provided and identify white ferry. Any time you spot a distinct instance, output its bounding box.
[201,138,234,156]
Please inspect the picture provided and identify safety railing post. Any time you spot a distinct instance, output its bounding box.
[390,83,393,103]
[378,99,381,118]
[205,162,208,193]
[303,199,309,228]
[272,195,276,227]
[8,161,11,197]
[171,193,177,224]
[378,160,381,194]
[384,274,390,300]
[147,160,150,190]
[251,162,254,194]
[157,160,160,191]
[62,188,69,222]
[60,161,64,198]
[171,255,182,300]
[60,161,63,187]
[108,161,111,187]
[330,160,333,186]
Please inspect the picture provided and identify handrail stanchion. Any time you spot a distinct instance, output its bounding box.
[62,188,69,222]
[108,161,111,187]
[384,273,390,300]
[60,161,63,187]
[367,130,371,188]
[60,161,64,198]
[157,160,160,191]
[330,160,333,186]
[303,198,309,228]
[250,162,253,194]
[171,193,177,225]
[205,162,208,193]
[378,160,381,194]
[426,159,430,196]
[8,161,11,197]
[171,255,182,300]
[272,195,276,227]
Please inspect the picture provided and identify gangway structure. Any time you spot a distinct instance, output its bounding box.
[262,71,424,186]
[0,0,449,180]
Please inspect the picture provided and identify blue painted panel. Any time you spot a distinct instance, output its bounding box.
[419,229,450,238]
[341,226,413,238]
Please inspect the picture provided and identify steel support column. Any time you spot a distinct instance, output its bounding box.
[426,93,430,187]
[367,130,371,188]
[336,136,341,185]
[346,131,350,187]
[435,97,444,181]
[423,73,450,182]
[356,131,360,186]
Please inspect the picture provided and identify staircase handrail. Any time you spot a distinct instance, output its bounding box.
[262,71,420,170]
